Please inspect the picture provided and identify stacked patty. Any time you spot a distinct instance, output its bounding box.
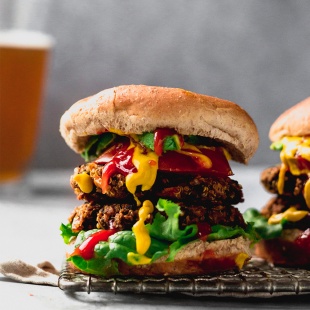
[260,165,310,228]
[68,162,246,233]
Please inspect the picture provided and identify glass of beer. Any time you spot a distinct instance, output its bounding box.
[0,29,53,185]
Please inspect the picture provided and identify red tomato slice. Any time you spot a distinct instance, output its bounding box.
[295,228,310,255]
[158,147,232,177]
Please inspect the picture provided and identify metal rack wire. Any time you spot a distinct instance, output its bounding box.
[58,258,310,297]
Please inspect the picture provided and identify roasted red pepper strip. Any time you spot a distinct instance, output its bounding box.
[70,229,118,260]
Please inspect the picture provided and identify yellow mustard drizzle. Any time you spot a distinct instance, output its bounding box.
[109,128,140,142]
[304,179,310,209]
[108,128,126,136]
[221,147,232,161]
[276,137,310,207]
[107,131,213,204]
[127,252,152,265]
[128,200,154,265]
[279,137,308,175]
[126,144,159,206]
[235,253,249,270]
[104,131,159,205]
[268,207,308,225]
[176,142,212,169]
[132,200,154,255]
[73,172,93,193]
[277,163,286,195]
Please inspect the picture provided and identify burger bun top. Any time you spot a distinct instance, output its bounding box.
[60,85,259,164]
[269,97,310,142]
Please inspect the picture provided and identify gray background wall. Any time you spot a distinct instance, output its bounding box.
[1,0,310,170]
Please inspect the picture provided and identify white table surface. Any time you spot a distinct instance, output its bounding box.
[1,167,310,309]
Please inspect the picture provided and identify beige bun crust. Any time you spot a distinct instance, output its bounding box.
[269,97,310,142]
[69,236,251,276]
[60,85,258,164]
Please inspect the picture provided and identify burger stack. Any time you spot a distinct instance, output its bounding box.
[59,85,259,277]
[244,97,310,267]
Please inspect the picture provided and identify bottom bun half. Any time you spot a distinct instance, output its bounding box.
[255,229,310,267]
[68,236,252,277]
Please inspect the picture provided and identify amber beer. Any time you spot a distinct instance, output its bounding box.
[0,30,53,182]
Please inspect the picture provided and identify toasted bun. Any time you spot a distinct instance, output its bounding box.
[269,97,310,142]
[69,236,251,276]
[119,236,251,276]
[60,85,258,164]
[255,229,310,267]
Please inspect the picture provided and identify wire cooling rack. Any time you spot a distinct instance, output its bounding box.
[58,258,310,297]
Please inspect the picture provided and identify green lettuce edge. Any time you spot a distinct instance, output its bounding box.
[61,200,256,276]
[243,208,283,240]
[80,132,221,161]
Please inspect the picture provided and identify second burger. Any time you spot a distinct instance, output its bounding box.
[244,97,310,267]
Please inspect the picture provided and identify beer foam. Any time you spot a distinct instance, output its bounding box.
[0,29,54,49]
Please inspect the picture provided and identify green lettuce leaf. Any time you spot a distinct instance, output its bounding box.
[60,223,78,244]
[67,230,169,276]
[146,199,198,261]
[81,132,116,162]
[74,228,101,247]
[95,231,137,264]
[270,141,283,151]
[62,200,257,276]
[207,223,259,244]
[69,255,120,277]
[147,198,190,240]
[138,132,181,152]
[81,132,222,162]
[96,231,169,262]
[243,208,283,240]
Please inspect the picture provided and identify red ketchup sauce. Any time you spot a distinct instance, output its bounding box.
[197,222,212,241]
[94,132,233,194]
[95,139,137,193]
[296,155,310,171]
[158,146,232,177]
[70,229,118,260]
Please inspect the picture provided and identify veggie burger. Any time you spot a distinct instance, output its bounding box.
[60,85,259,276]
[244,97,310,266]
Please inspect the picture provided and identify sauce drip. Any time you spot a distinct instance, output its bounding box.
[73,172,93,193]
[197,222,212,241]
[95,132,233,197]
[99,144,137,193]
[132,200,154,255]
[276,137,310,208]
[268,207,308,225]
[126,146,158,204]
